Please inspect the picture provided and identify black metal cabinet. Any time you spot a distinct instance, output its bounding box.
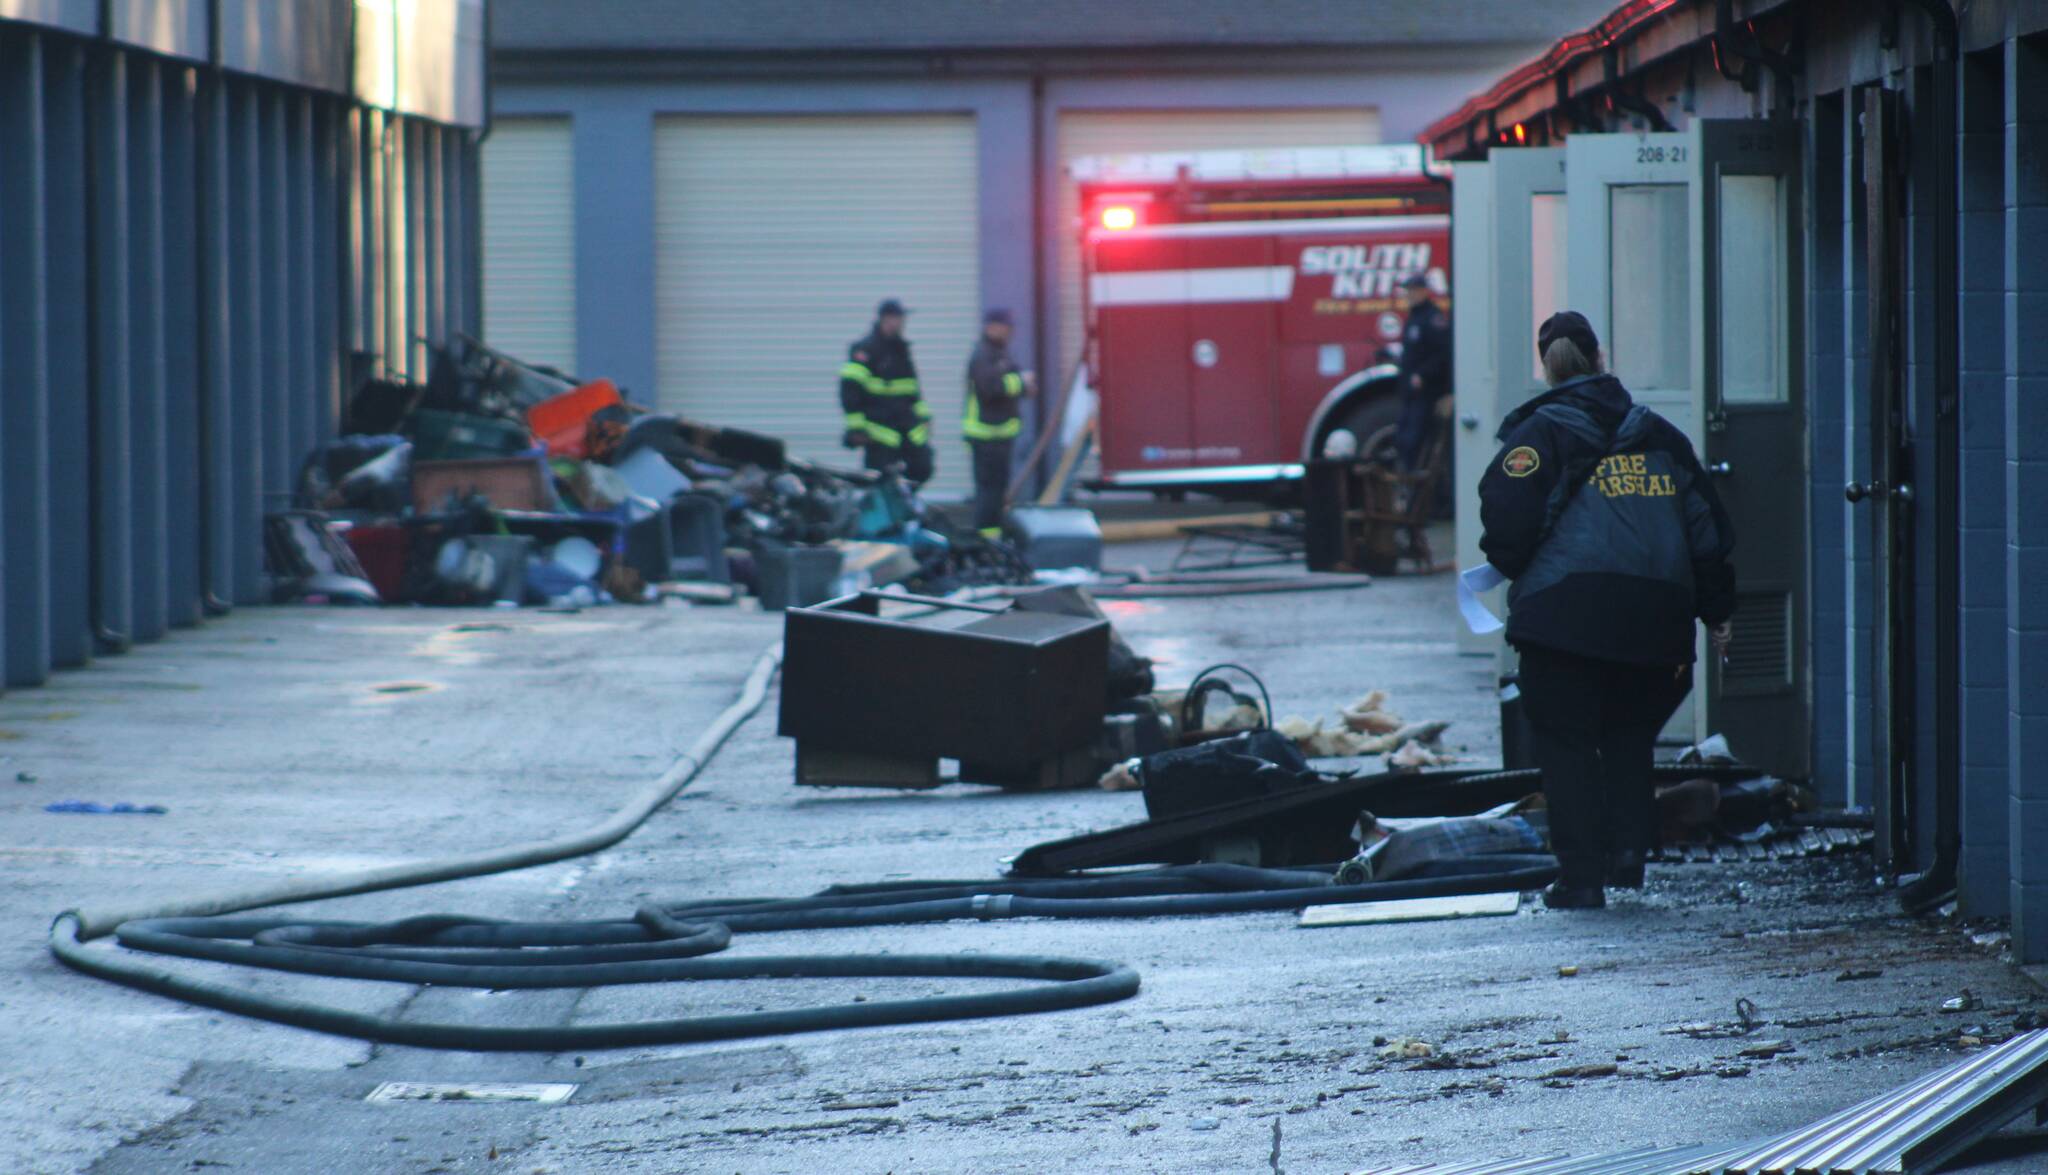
[779,591,1109,787]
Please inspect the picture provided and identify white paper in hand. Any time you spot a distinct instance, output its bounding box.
[1457,563,1508,635]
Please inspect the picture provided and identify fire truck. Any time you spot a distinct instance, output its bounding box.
[1074,144,1450,495]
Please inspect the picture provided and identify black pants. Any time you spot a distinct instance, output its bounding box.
[1517,644,1692,888]
[864,441,934,487]
[970,439,1011,534]
[1393,385,1437,471]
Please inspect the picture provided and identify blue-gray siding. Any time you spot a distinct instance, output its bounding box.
[0,16,481,688]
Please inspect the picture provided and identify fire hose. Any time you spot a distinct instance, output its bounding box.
[50,645,1552,1052]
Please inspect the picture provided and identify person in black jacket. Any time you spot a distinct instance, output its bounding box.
[1479,310,1736,909]
[1393,273,1450,471]
[964,308,1035,536]
[839,299,935,486]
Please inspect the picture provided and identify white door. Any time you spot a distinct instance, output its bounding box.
[1693,120,1808,779]
[1565,132,1702,444]
[1054,108,1381,387]
[654,114,981,500]
[480,117,577,373]
[1564,131,1705,743]
[1451,146,1566,656]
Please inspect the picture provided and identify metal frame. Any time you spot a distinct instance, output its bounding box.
[1355,1028,2048,1174]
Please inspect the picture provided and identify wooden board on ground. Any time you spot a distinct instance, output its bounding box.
[1038,414,1097,505]
[658,582,740,605]
[1297,890,1521,927]
[1097,511,1285,544]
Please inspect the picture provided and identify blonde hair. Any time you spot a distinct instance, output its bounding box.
[1542,336,1602,385]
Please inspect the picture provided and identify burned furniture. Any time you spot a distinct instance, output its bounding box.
[780,591,1109,789]
[1011,762,1770,876]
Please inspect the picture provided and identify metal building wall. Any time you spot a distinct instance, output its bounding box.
[2003,33,2048,957]
[0,13,482,689]
[1956,47,2009,916]
[1803,91,1852,810]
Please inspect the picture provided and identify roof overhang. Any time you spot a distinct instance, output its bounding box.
[1418,0,1793,160]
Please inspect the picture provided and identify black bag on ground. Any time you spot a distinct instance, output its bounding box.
[1139,729,1317,821]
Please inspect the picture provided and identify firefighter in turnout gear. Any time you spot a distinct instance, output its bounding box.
[964,308,1034,536]
[839,298,935,487]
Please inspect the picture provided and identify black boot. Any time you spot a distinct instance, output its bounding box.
[1543,881,1606,910]
[1608,850,1646,890]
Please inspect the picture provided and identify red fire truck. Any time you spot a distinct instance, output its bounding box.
[1074,145,1450,494]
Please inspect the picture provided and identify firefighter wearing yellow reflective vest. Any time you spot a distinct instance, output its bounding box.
[964,308,1035,536]
[839,298,934,486]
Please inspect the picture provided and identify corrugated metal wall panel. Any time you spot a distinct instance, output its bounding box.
[3,3,386,94]
[423,123,446,371]
[405,121,429,378]
[481,117,578,372]
[260,90,290,503]
[0,19,479,687]
[383,115,407,379]
[1052,108,1382,388]
[0,0,93,34]
[109,0,205,60]
[651,114,982,499]
[395,0,487,128]
[311,98,340,442]
[288,95,316,484]
[198,72,234,613]
[43,36,92,669]
[217,0,352,95]
[0,31,52,686]
[160,65,202,629]
[228,80,262,600]
[127,54,169,643]
[88,50,136,645]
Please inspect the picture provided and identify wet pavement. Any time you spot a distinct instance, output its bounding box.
[2,542,2042,1174]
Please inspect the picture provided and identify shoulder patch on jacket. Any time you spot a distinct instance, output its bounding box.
[852,349,868,362]
[1502,446,1541,478]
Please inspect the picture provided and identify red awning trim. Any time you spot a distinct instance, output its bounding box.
[1419,0,1687,150]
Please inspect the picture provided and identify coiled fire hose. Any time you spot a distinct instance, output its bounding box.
[50,644,1552,1051]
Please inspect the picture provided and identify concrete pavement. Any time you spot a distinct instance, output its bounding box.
[2,557,2042,1174]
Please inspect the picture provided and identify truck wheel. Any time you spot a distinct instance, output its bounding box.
[1324,394,1401,465]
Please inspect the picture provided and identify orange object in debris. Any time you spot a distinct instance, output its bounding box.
[527,379,622,458]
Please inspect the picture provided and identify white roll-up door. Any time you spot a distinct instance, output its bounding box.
[654,114,981,500]
[1055,108,1381,387]
[480,117,577,373]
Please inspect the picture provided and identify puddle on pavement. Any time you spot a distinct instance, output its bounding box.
[410,617,622,664]
[363,681,444,701]
[1133,636,1195,669]
[1100,600,1162,618]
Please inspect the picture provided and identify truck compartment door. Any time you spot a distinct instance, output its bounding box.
[1090,234,1191,473]
[1183,234,1282,467]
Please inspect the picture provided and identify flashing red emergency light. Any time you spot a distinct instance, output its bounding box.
[1100,204,1138,231]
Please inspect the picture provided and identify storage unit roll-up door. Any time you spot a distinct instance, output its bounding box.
[1055,108,1381,388]
[655,115,981,500]
[480,117,577,372]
